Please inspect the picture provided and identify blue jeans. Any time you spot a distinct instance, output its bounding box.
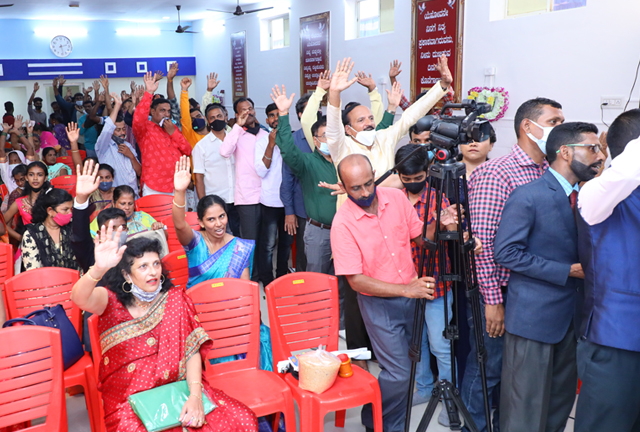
[416,293,454,397]
[258,205,293,286]
[460,297,503,432]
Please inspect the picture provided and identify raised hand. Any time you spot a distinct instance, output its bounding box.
[97,92,105,103]
[66,122,80,143]
[180,77,192,92]
[235,110,250,127]
[33,82,40,93]
[153,70,164,82]
[111,92,122,108]
[12,115,24,132]
[174,155,192,192]
[26,121,34,135]
[387,81,404,111]
[92,80,101,93]
[389,60,402,81]
[130,80,136,92]
[93,220,127,273]
[58,75,66,86]
[329,58,358,93]
[84,86,93,94]
[99,74,109,89]
[167,62,179,81]
[76,159,101,201]
[317,69,331,91]
[435,54,453,88]
[318,181,346,196]
[270,84,295,114]
[143,71,160,94]
[52,77,59,88]
[356,71,376,92]
[206,72,220,91]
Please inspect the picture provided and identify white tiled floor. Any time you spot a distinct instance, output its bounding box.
[65,284,576,432]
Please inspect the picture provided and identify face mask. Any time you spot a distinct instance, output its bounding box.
[348,185,377,208]
[53,212,72,226]
[112,135,126,145]
[99,181,113,192]
[315,138,330,156]
[526,120,554,155]
[31,184,44,193]
[111,230,128,248]
[192,118,206,131]
[129,279,163,303]
[402,179,427,195]
[75,100,83,107]
[349,126,376,148]
[158,117,173,127]
[8,163,19,173]
[210,119,226,132]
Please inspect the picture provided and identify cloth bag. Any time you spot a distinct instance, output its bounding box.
[3,304,84,370]
[128,380,217,432]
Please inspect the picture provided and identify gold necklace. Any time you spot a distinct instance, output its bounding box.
[135,297,152,310]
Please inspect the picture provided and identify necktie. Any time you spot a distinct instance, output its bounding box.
[569,190,578,211]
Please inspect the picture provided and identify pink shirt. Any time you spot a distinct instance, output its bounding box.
[219,124,266,205]
[331,187,423,288]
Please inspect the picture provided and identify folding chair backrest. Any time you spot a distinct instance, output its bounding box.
[136,194,174,221]
[161,250,190,291]
[161,212,200,254]
[50,175,77,197]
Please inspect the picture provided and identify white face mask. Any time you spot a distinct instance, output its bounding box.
[315,138,330,156]
[128,278,163,303]
[8,163,19,173]
[526,120,554,155]
[348,125,376,148]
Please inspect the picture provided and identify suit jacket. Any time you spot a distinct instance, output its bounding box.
[494,170,583,344]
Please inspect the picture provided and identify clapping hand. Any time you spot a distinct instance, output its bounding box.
[143,71,160,94]
[76,159,101,203]
[270,84,295,115]
[356,71,376,93]
[435,54,453,88]
[66,122,80,144]
[317,69,331,91]
[174,155,192,193]
[206,72,220,91]
[94,220,127,273]
[329,58,358,93]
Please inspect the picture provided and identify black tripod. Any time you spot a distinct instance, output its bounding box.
[402,156,492,432]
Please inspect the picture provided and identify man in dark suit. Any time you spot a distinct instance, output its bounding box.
[494,122,605,431]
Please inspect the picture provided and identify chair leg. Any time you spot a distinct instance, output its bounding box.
[371,401,383,432]
[282,393,297,432]
[83,367,101,432]
[272,412,281,432]
[334,410,346,428]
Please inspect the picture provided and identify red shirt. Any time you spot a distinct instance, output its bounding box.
[132,93,191,192]
[331,187,423,290]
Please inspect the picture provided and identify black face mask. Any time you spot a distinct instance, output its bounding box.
[244,123,260,136]
[112,135,126,145]
[402,179,427,195]
[209,119,226,132]
[192,117,206,132]
[31,184,44,193]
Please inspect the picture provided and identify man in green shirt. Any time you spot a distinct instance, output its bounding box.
[271,85,338,274]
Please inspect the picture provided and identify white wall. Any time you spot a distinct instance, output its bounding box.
[462,0,640,157]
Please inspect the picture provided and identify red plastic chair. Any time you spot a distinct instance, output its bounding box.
[4,268,101,432]
[0,326,67,431]
[161,212,200,254]
[136,194,174,221]
[0,184,7,200]
[161,250,190,291]
[87,315,106,432]
[0,243,14,319]
[265,272,383,432]
[188,279,296,432]
[56,156,75,174]
[50,175,77,198]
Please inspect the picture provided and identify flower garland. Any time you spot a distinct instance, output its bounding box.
[467,87,509,122]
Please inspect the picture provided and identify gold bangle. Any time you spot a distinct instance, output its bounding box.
[188,381,203,388]
[85,266,102,282]
[71,150,80,153]
[189,393,202,401]
[172,200,186,208]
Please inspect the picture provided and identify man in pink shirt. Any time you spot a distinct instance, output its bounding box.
[219,97,267,281]
[330,154,437,432]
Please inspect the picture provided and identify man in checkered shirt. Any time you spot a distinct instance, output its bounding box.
[460,97,565,432]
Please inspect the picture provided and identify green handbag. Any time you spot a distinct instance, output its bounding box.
[128,380,217,432]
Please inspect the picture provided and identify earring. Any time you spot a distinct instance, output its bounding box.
[122,281,132,293]
[160,274,166,285]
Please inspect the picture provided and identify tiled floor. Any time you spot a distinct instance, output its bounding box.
[65,284,577,432]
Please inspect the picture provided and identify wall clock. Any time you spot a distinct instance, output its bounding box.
[50,35,73,58]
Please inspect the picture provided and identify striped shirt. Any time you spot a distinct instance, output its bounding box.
[95,117,140,196]
[469,144,548,305]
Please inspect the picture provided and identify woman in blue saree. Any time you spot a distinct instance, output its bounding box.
[171,156,253,288]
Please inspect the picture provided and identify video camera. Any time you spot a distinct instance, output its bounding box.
[429,99,493,163]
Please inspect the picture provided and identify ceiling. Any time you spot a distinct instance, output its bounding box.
[0,0,286,22]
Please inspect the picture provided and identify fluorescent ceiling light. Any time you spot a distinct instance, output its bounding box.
[34,27,88,38]
[163,16,170,19]
[116,27,161,36]
[203,20,225,35]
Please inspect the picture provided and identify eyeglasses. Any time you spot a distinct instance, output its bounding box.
[314,133,326,139]
[556,143,603,154]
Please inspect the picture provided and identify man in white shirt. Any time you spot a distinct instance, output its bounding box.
[254,103,293,286]
[192,103,240,236]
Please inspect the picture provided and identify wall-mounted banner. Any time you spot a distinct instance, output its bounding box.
[231,31,247,99]
[411,0,464,101]
[300,12,330,97]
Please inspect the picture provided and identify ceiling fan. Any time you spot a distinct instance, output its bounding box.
[207,0,273,16]
[173,5,197,34]
[0,4,15,7]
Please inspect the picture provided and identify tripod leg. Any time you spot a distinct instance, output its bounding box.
[450,384,480,432]
[415,386,442,432]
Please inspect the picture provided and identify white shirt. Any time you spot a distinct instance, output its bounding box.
[578,137,640,225]
[254,133,283,208]
[192,132,235,204]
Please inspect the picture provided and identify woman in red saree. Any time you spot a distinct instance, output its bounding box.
[71,216,258,432]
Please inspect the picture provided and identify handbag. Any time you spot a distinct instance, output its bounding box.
[128,380,217,432]
[3,304,84,370]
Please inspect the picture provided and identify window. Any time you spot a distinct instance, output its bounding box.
[358,0,380,38]
[505,0,586,18]
[269,16,289,50]
[345,0,394,40]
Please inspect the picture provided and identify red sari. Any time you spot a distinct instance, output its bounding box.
[98,288,258,432]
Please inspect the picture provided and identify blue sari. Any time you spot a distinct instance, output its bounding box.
[184,230,254,289]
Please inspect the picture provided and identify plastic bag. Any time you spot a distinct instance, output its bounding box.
[298,346,341,394]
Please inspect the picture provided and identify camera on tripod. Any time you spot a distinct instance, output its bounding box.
[429,99,493,163]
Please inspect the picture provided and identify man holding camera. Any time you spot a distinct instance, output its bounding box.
[462,97,565,431]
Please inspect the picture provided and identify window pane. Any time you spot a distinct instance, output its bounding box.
[507,0,547,16]
[271,18,284,49]
[358,0,380,37]
[552,0,586,11]
[359,0,380,20]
